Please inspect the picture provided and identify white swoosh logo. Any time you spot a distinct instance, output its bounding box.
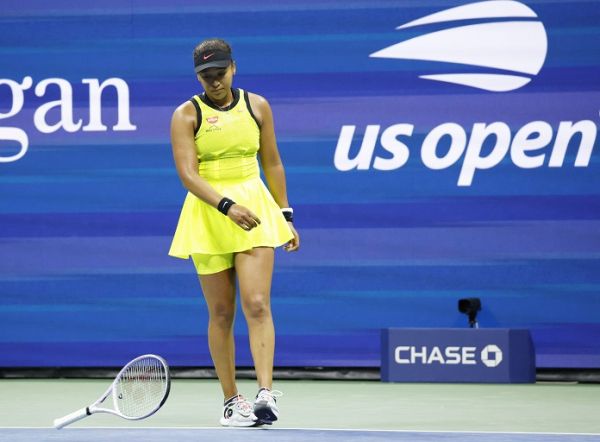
[397,0,538,29]
[369,1,548,92]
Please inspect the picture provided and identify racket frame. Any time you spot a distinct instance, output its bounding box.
[53,354,170,429]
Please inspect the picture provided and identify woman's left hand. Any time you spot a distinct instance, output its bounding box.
[284,222,300,252]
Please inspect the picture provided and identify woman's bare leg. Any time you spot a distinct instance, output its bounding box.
[234,247,275,389]
[199,268,238,399]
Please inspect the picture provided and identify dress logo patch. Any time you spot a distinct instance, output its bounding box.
[206,115,221,132]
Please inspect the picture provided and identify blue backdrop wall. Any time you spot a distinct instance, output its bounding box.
[1,0,599,368]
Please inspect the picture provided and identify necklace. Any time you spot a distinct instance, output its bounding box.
[215,100,233,111]
[204,91,235,111]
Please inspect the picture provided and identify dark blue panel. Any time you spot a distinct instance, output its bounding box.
[1,0,599,368]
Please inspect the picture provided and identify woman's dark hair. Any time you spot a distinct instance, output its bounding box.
[193,38,232,61]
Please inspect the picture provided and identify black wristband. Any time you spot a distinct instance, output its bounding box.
[282,208,293,223]
[217,197,236,215]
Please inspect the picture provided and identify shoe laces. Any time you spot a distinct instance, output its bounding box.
[228,395,254,415]
[256,389,283,403]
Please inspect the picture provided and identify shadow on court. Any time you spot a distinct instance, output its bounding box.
[2,429,600,442]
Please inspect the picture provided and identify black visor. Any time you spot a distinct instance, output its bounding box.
[194,50,232,73]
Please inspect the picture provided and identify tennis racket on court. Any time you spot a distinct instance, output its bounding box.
[54,354,171,429]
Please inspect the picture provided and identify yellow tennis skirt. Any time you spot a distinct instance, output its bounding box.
[168,156,293,259]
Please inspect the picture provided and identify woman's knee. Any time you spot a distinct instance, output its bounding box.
[209,303,235,328]
[242,294,271,321]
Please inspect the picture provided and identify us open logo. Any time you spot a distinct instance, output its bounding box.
[369,0,547,92]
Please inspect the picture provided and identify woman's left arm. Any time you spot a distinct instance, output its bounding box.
[252,93,300,251]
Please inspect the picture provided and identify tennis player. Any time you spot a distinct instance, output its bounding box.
[168,38,300,427]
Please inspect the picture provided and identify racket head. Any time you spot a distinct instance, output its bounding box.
[110,354,171,420]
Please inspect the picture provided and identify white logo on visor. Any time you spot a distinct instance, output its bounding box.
[369,0,548,92]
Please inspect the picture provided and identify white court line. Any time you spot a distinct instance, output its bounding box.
[1,426,599,436]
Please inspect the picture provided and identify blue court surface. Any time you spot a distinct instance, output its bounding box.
[2,428,600,442]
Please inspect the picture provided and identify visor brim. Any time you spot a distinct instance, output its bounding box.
[195,60,231,73]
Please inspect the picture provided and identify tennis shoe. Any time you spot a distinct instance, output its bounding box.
[219,395,258,427]
[253,388,282,424]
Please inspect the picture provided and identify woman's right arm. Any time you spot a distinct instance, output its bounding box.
[171,102,223,207]
[170,102,260,229]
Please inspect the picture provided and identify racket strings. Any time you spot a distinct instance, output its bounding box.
[114,356,169,418]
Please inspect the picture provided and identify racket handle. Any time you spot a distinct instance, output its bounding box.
[54,407,90,429]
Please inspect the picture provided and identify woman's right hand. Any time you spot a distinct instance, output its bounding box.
[227,204,261,231]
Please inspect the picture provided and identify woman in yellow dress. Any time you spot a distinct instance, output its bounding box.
[168,38,300,427]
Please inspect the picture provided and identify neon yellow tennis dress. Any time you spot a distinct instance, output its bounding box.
[169,88,293,264]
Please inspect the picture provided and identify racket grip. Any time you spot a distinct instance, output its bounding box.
[54,407,90,429]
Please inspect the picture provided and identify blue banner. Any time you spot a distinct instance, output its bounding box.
[1,0,599,368]
[381,328,536,383]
